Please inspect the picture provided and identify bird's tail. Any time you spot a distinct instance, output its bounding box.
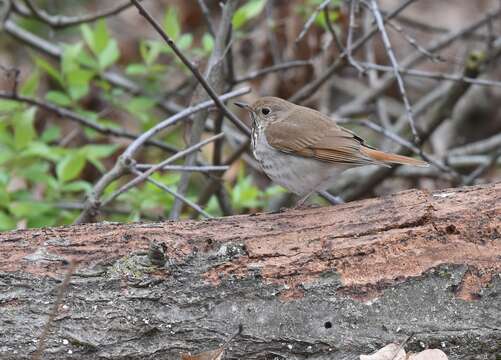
[361,147,429,167]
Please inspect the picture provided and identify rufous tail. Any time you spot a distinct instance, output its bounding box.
[361,147,429,167]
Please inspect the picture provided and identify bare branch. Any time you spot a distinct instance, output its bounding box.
[294,0,331,44]
[196,0,215,37]
[369,0,419,143]
[20,0,134,28]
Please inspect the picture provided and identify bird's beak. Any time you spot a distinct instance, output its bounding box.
[234,101,252,112]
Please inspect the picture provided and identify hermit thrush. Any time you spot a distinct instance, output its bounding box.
[235,97,427,205]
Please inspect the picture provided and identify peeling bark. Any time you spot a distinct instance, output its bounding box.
[0,183,500,359]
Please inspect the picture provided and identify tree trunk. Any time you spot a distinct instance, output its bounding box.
[0,183,499,360]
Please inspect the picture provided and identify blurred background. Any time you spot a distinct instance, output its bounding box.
[0,0,500,229]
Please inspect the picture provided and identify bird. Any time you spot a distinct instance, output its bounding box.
[234,96,427,206]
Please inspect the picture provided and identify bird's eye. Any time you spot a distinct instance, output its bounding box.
[261,107,271,116]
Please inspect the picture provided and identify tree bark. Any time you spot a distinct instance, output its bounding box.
[0,183,499,360]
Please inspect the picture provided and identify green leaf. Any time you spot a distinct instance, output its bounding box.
[163,7,181,40]
[80,23,95,53]
[35,57,64,87]
[61,43,84,75]
[177,34,193,50]
[61,180,92,193]
[232,0,266,30]
[126,63,148,75]
[98,40,120,70]
[20,142,60,162]
[20,70,40,97]
[56,152,86,182]
[14,107,37,150]
[41,125,61,143]
[202,33,214,53]
[93,19,110,54]
[45,91,72,106]
[66,69,94,100]
[126,96,156,113]
[141,40,163,65]
[81,143,118,159]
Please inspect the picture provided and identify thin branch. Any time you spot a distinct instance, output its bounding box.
[323,5,344,54]
[463,147,501,185]
[234,60,313,83]
[369,0,419,143]
[130,0,250,137]
[295,0,331,44]
[346,0,366,73]
[21,0,134,28]
[196,0,215,37]
[129,167,212,218]
[386,20,444,63]
[101,133,224,208]
[135,165,229,172]
[449,132,501,156]
[356,62,501,88]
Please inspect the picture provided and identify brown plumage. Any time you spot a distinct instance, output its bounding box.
[235,96,427,203]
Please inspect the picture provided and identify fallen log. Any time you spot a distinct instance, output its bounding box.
[0,183,499,359]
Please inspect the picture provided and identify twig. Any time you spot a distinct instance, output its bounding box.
[295,0,331,43]
[101,133,224,208]
[463,147,501,185]
[323,5,344,54]
[21,0,134,28]
[386,20,444,63]
[196,0,215,37]
[363,11,392,136]
[369,0,419,143]
[390,333,414,360]
[449,132,501,156]
[356,62,501,88]
[130,0,250,136]
[129,167,212,218]
[32,260,77,360]
[346,0,366,73]
[234,60,313,83]
[135,165,229,172]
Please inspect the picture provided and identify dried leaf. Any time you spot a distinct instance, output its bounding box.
[180,347,224,360]
[360,343,406,360]
[407,349,448,360]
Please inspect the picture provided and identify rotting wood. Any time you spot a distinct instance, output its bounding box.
[0,183,499,359]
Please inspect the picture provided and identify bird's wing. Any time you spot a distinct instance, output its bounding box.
[265,107,381,166]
